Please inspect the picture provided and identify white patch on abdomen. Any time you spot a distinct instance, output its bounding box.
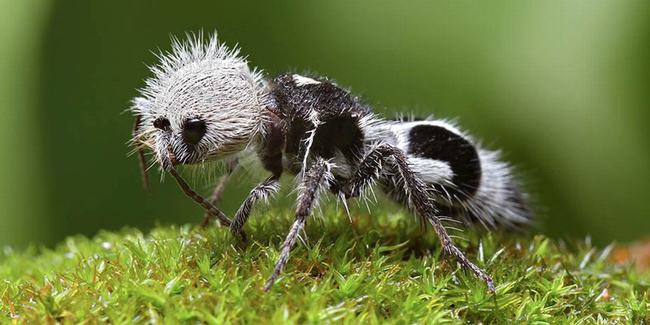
[408,157,454,184]
[292,74,321,86]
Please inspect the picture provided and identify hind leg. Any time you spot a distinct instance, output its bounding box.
[341,143,495,292]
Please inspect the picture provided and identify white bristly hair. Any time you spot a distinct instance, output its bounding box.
[131,32,267,168]
[376,117,531,229]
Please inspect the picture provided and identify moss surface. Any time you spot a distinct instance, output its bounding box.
[1,208,648,324]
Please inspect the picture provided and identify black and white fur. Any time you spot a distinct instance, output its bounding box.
[130,34,532,292]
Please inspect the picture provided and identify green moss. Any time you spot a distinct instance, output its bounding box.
[1,208,648,324]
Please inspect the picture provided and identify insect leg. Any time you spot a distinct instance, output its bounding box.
[168,167,232,228]
[344,143,495,292]
[263,158,332,291]
[132,115,150,191]
[201,158,240,227]
[341,144,391,199]
[229,176,281,241]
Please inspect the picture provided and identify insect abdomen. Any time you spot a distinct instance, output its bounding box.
[391,120,532,228]
[407,124,482,198]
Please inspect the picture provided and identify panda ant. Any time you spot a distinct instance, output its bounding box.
[130,33,532,292]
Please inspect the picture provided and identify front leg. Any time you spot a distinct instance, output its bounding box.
[264,158,332,291]
[229,176,281,241]
[341,143,495,292]
[168,167,232,228]
[201,158,239,227]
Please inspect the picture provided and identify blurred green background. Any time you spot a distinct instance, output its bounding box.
[1,0,648,248]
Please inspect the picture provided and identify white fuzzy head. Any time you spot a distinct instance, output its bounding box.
[131,33,267,169]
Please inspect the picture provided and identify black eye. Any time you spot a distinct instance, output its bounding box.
[153,117,171,130]
[182,118,207,146]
